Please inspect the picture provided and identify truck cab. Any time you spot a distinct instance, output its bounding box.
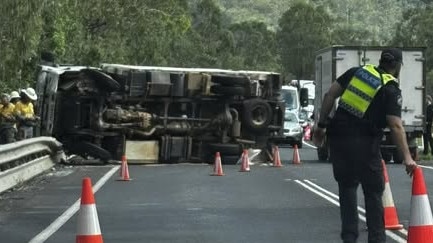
[281,85,300,115]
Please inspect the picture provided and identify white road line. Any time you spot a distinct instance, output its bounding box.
[303,180,366,214]
[304,179,408,236]
[28,166,120,243]
[419,165,433,170]
[302,141,317,149]
[294,180,407,243]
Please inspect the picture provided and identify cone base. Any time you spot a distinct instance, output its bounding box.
[76,235,103,243]
[239,169,250,172]
[116,178,132,181]
[385,224,403,230]
[210,173,224,176]
[408,225,433,242]
[272,164,282,167]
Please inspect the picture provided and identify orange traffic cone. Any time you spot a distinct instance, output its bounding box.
[272,146,282,167]
[381,160,403,230]
[292,144,301,165]
[119,155,126,177]
[117,155,131,181]
[239,149,251,172]
[76,177,103,243]
[407,167,433,242]
[211,152,224,176]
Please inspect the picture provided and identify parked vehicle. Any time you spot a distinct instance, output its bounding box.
[35,64,286,164]
[281,111,303,148]
[314,45,426,163]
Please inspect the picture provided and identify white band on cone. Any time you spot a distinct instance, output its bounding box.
[410,195,433,226]
[77,205,102,235]
[382,183,395,207]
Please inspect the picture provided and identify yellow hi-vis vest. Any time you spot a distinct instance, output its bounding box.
[338,64,397,118]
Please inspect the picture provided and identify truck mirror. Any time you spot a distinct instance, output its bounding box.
[300,88,309,107]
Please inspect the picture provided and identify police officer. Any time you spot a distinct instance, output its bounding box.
[423,95,433,155]
[313,48,418,243]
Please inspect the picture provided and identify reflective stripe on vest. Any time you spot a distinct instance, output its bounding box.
[339,65,397,118]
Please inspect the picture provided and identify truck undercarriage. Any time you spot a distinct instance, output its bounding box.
[36,65,285,164]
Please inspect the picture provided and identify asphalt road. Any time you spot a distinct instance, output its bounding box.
[0,142,432,243]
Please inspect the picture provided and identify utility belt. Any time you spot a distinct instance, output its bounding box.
[327,119,382,138]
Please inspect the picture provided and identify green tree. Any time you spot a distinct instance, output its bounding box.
[277,1,332,80]
[392,6,433,94]
[227,21,280,71]
[0,0,45,90]
[182,0,232,67]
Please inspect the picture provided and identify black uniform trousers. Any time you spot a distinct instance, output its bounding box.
[328,134,385,243]
[423,122,433,154]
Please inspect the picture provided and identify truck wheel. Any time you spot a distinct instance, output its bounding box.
[67,141,112,163]
[211,74,249,86]
[220,155,240,165]
[207,143,242,155]
[410,147,418,161]
[242,99,272,132]
[381,148,392,163]
[82,69,121,91]
[392,150,403,164]
[210,85,245,96]
[317,140,328,162]
[317,147,328,161]
[206,143,242,164]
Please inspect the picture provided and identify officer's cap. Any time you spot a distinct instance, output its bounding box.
[380,48,403,64]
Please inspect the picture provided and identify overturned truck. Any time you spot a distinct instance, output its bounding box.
[35,64,286,164]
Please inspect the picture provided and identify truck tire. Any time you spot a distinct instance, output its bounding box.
[82,69,121,91]
[67,141,112,163]
[210,85,245,96]
[381,148,392,163]
[317,140,328,162]
[206,143,242,165]
[410,146,418,161]
[207,143,241,155]
[220,155,240,165]
[211,74,249,86]
[242,99,272,132]
[392,149,403,164]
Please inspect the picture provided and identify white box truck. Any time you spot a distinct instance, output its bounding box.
[314,45,426,163]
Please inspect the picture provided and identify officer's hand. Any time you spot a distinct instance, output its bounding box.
[312,126,326,147]
[404,159,418,177]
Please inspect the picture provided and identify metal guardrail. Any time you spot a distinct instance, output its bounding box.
[0,137,66,194]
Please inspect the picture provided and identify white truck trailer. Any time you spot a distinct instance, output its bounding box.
[314,45,426,163]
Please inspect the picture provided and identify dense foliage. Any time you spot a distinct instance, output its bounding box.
[0,0,432,92]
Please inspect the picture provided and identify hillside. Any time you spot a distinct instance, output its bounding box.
[215,0,427,36]
[216,0,292,28]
